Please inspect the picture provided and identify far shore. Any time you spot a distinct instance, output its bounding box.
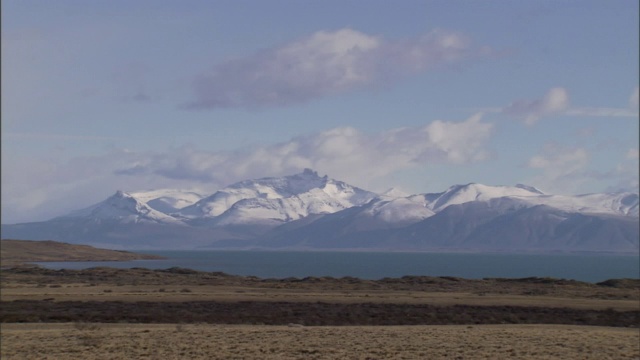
[0,239,165,268]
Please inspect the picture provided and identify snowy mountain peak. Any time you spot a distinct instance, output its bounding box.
[54,173,638,230]
[419,183,637,218]
[60,191,183,224]
[5,173,638,252]
[176,170,377,224]
[361,196,436,226]
[129,189,204,213]
[515,184,545,195]
[430,183,543,211]
[226,169,327,197]
[521,192,639,217]
[302,168,324,178]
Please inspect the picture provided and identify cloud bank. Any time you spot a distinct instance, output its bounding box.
[502,87,639,125]
[116,113,493,186]
[503,87,570,125]
[2,115,493,223]
[527,144,640,194]
[527,143,590,192]
[183,28,493,109]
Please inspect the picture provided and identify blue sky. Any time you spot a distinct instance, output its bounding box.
[2,0,638,223]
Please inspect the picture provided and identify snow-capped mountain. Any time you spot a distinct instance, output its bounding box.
[514,193,639,217]
[58,190,184,225]
[256,182,638,252]
[327,183,637,231]
[176,169,378,226]
[2,171,638,252]
[361,196,436,226]
[424,183,544,212]
[262,193,638,252]
[404,181,637,218]
[129,189,204,214]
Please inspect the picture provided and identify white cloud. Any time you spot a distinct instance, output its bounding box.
[503,87,570,125]
[2,115,493,223]
[607,148,640,193]
[424,113,492,163]
[118,113,493,186]
[502,87,639,125]
[564,107,639,117]
[183,28,493,109]
[1,150,210,223]
[527,144,590,192]
[527,145,640,194]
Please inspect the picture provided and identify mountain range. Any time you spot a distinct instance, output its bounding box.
[2,169,638,253]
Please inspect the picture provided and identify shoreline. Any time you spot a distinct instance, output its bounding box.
[0,239,165,268]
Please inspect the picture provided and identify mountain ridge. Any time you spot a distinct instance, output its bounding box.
[2,169,638,253]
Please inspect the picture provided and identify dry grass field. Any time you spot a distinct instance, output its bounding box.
[0,239,163,267]
[1,323,638,359]
[1,240,638,359]
[2,266,638,309]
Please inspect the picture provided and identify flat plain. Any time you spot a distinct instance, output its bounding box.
[2,323,639,359]
[1,240,638,359]
[0,239,164,268]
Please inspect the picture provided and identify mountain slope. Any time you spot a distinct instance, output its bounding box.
[59,191,184,225]
[426,183,544,212]
[1,172,637,253]
[393,200,638,251]
[176,169,378,226]
[129,189,204,214]
[260,198,638,252]
[514,193,639,217]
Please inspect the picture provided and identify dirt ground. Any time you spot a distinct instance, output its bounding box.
[1,323,638,360]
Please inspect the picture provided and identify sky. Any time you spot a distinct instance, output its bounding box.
[2,0,639,224]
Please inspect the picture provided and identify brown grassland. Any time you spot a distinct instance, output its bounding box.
[1,240,639,359]
[0,239,164,267]
[2,323,638,359]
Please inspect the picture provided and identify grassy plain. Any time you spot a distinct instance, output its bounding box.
[2,266,638,310]
[0,239,163,267]
[2,323,639,359]
[1,240,638,359]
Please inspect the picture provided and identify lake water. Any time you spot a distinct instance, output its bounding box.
[34,251,640,283]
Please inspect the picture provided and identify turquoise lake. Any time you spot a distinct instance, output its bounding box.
[35,250,639,283]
